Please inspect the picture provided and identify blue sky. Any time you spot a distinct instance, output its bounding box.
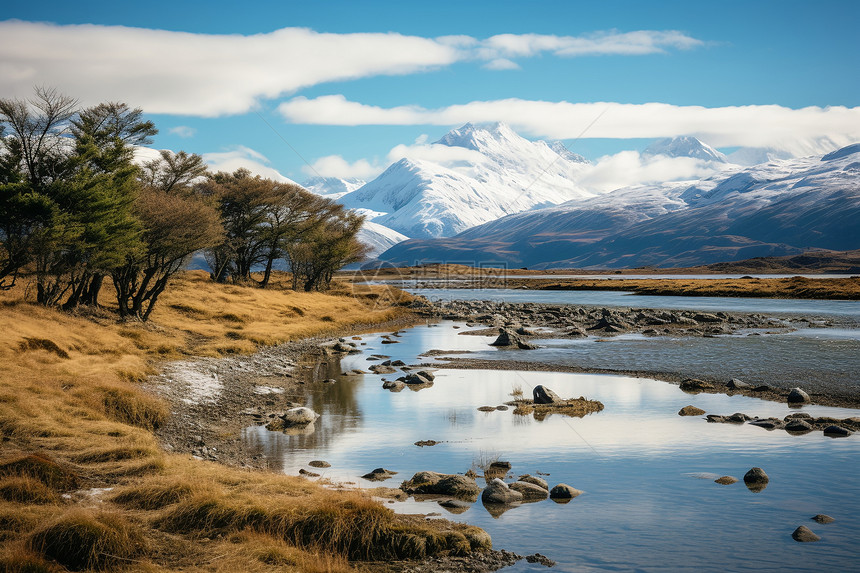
[2,0,859,184]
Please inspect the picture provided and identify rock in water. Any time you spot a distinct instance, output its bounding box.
[533,385,562,404]
[727,378,750,390]
[679,405,706,416]
[490,328,537,349]
[518,475,549,490]
[509,481,549,500]
[362,467,397,481]
[743,467,769,492]
[787,387,811,404]
[481,478,523,504]
[715,476,738,485]
[280,407,319,426]
[549,483,583,500]
[823,425,852,437]
[791,525,820,542]
[811,514,835,524]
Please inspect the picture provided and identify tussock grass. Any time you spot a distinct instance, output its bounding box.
[28,509,146,571]
[0,478,59,505]
[0,454,78,491]
[0,270,479,571]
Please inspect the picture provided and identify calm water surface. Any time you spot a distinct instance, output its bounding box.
[408,288,860,318]
[242,323,860,572]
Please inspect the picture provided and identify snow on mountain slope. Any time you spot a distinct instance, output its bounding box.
[339,122,594,238]
[302,176,366,199]
[378,144,860,268]
[356,221,409,259]
[643,136,728,163]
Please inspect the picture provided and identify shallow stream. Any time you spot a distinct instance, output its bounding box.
[241,323,860,572]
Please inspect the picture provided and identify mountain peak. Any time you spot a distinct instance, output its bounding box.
[643,136,727,163]
[436,121,521,151]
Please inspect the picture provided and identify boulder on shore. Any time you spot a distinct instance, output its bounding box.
[787,387,811,405]
[280,407,319,426]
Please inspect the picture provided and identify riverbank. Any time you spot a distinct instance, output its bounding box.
[0,272,497,572]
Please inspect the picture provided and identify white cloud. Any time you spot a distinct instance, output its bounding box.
[414,134,429,145]
[578,151,726,193]
[0,21,460,116]
[386,143,488,175]
[483,58,520,70]
[302,155,382,180]
[203,146,297,184]
[0,21,703,116]
[478,30,702,59]
[278,96,860,156]
[168,125,196,138]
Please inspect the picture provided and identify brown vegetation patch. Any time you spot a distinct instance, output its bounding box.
[28,509,146,571]
[511,398,605,421]
[0,454,79,491]
[17,338,69,360]
[0,477,59,505]
[100,386,168,430]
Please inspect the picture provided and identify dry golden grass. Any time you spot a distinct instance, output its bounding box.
[0,270,474,572]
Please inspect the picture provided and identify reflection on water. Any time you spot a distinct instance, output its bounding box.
[243,323,860,572]
[409,288,860,317]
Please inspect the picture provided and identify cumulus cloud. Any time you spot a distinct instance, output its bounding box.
[168,125,196,138]
[578,151,727,193]
[203,146,297,183]
[302,155,382,180]
[0,21,703,115]
[279,96,860,156]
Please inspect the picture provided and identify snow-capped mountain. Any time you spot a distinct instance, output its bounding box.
[642,136,728,163]
[378,144,860,268]
[302,176,366,199]
[338,122,594,238]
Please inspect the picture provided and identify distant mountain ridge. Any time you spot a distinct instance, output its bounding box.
[643,136,728,162]
[376,143,860,269]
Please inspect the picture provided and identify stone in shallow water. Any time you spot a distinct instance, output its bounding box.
[482,478,523,504]
[791,525,820,542]
[743,467,769,492]
[509,481,549,501]
[308,460,330,468]
[715,476,738,485]
[679,405,706,416]
[811,514,835,524]
[549,483,583,500]
[533,385,562,404]
[823,425,852,437]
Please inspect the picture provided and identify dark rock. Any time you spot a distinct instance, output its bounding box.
[787,387,811,404]
[477,406,497,412]
[391,359,406,366]
[299,468,320,477]
[680,378,714,393]
[415,370,436,381]
[414,440,438,447]
[728,413,751,423]
[382,380,405,391]
[369,364,398,374]
[549,483,583,500]
[792,525,820,542]
[679,405,706,416]
[437,498,472,514]
[482,478,523,504]
[823,425,852,437]
[749,418,783,430]
[403,373,433,386]
[308,460,330,468]
[715,476,738,485]
[490,328,537,349]
[743,467,769,490]
[525,553,556,567]
[496,405,509,411]
[362,467,397,481]
[811,514,835,524]
[533,385,562,404]
[706,415,727,423]
[785,419,814,434]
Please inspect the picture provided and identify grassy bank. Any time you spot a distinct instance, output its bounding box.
[520,276,860,300]
[0,272,489,572]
